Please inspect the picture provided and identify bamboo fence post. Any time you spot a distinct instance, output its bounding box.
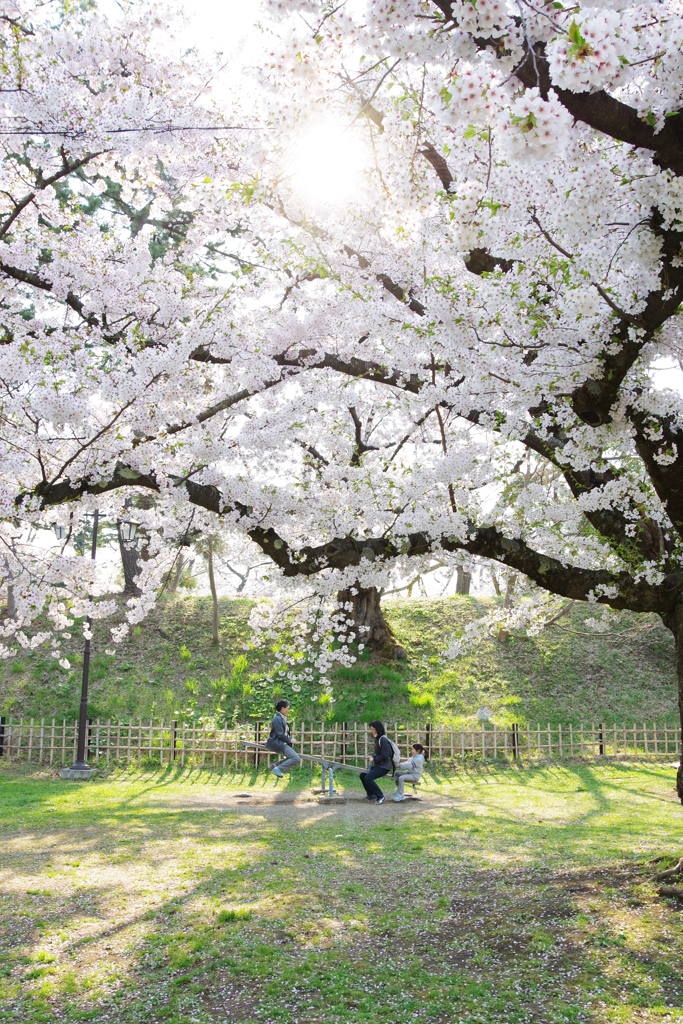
[591,723,596,758]
[644,722,648,757]
[201,721,206,766]
[547,723,551,760]
[115,720,120,762]
[49,718,55,765]
[623,722,626,759]
[580,724,584,758]
[613,722,617,757]
[653,722,658,759]
[558,724,563,759]
[62,719,66,765]
[482,722,486,763]
[450,724,454,762]
[7,718,12,763]
[633,722,637,757]
[335,721,340,762]
[127,721,132,765]
[461,725,465,761]
[364,724,368,764]
[526,723,531,763]
[181,723,186,767]
[106,720,111,765]
[39,718,44,764]
[537,723,541,762]
[493,723,497,760]
[223,722,227,768]
[72,720,77,762]
[569,723,573,757]
[28,719,34,764]
[438,724,443,761]
[504,725,508,760]
[95,719,100,763]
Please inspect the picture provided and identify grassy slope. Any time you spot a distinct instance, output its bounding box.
[0,595,677,727]
[1,762,682,1024]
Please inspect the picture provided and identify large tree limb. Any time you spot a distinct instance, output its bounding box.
[18,460,676,616]
[429,2,683,175]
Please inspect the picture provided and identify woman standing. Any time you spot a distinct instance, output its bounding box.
[359,721,392,804]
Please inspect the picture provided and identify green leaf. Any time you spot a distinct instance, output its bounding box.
[568,20,586,47]
[314,33,323,45]
[464,124,477,140]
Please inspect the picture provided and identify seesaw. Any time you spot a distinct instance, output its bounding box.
[240,741,422,800]
[241,740,362,797]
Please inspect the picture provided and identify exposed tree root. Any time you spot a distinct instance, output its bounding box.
[658,885,683,901]
[653,857,683,882]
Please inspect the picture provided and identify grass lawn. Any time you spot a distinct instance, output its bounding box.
[1,760,682,1023]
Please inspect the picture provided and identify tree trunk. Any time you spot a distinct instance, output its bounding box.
[168,552,186,594]
[337,584,405,657]
[456,566,472,595]
[208,535,219,645]
[498,571,517,642]
[673,600,683,804]
[490,567,502,597]
[117,521,142,596]
[6,584,15,618]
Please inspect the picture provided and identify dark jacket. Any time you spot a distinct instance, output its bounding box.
[371,734,393,769]
[266,711,292,754]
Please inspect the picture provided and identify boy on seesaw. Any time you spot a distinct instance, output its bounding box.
[266,699,301,777]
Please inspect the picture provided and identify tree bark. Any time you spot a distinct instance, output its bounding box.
[456,566,471,595]
[337,584,404,656]
[498,572,517,642]
[208,535,219,645]
[672,599,683,804]
[168,553,186,594]
[117,521,142,595]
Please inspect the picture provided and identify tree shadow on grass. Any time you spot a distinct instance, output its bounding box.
[3,770,683,1023]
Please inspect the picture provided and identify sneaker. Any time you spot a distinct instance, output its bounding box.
[376,795,386,805]
[272,767,283,778]
[392,794,405,802]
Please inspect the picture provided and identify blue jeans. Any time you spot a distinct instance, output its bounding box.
[275,744,300,773]
[360,765,389,799]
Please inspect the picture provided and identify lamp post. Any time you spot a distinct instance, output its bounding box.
[60,509,99,780]
[119,518,138,544]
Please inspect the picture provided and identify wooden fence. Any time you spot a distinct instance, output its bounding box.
[0,716,680,768]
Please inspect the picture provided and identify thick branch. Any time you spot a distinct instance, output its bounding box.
[18,461,676,616]
[429,2,683,175]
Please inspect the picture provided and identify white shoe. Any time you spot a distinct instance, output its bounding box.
[272,767,283,778]
[393,794,405,802]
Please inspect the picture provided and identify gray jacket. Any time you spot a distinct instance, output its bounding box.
[396,753,425,778]
[266,711,292,754]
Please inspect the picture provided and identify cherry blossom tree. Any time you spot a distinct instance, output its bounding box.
[4,0,683,798]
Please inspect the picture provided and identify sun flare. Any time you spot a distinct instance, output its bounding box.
[288,121,370,206]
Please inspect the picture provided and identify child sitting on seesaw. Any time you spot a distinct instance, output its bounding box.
[392,742,425,802]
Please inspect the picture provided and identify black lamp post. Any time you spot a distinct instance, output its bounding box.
[59,510,99,775]
[119,518,138,544]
